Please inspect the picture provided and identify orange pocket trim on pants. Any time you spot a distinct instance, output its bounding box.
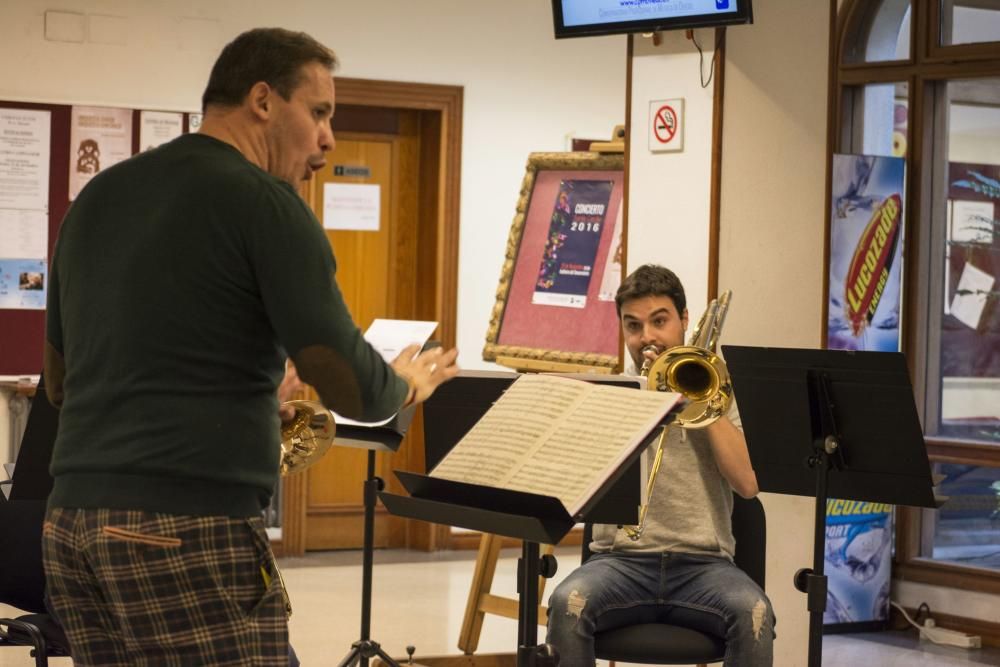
[101,526,182,548]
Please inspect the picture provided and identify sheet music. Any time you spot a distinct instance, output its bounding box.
[431,374,679,515]
[334,318,438,427]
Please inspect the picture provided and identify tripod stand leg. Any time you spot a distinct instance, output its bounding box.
[337,450,408,667]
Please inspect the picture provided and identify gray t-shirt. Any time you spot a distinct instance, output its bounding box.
[591,364,743,559]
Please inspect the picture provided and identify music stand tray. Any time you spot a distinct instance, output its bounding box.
[722,345,939,667]
[379,371,656,667]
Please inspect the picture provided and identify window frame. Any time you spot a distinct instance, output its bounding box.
[831,0,1000,593]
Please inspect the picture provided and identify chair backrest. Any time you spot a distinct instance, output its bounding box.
[0,498,48,613]
[731,495,766,589]
[0,373,58,613]
[581,495,767,589]
[10,375,57,502]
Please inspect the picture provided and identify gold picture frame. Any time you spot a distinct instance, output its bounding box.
[483,151,626,373]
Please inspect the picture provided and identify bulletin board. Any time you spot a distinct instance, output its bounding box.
[483,152,625,371]
[0,100,195,375]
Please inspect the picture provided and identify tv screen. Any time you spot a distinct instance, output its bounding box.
[552,0,753,39]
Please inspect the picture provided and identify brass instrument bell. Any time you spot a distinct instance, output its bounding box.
[279,400,336,476]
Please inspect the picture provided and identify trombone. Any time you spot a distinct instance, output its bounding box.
[622,290,734,541]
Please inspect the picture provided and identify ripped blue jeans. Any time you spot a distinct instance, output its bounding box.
[546,551,774,667]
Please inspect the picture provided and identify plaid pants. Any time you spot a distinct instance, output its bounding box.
[42,508,289,666]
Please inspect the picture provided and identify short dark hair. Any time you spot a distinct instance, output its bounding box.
[201,28,338,111]
[614,264,687,317]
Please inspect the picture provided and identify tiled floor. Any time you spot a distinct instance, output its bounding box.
[3,547,1000,666]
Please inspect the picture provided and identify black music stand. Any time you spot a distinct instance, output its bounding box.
[722,346,940,667]
[379,371,656,667]
[332,405,417,667]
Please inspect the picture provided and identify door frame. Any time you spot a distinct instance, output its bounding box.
[275,78,462,557]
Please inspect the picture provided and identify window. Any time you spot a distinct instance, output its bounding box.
[834,1,1000,586]
[940,0,1000,46]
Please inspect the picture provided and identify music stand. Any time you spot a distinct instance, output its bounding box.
[379,371,654,667]
[332,405,418,667]
[722,346,939,667]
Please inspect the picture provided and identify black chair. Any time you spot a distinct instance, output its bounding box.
[0,376,71,666]
[582,496,767,667]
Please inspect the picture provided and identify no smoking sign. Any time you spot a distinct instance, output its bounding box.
[648,98,684,153]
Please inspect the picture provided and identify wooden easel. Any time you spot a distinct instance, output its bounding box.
[456,534,554,655]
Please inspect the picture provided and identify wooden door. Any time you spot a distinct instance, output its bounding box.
[298,121,418,550]
[273,80,463,558]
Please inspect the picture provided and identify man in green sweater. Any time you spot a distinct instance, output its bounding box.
[42,27,458,666]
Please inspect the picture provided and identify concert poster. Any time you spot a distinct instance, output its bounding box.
[824,153,904,629]
[532,179,614,309]
[827,153,905,353]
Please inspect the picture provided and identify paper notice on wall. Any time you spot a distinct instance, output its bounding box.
[0,257,47,310]
[0,108,50,211]
[139,110,183,151]
[69,105,133,200]
[323,182,380,231]
[951,200,995,244]
[951,262,995,330]
[0,209,47,259]
[187,113,203,133]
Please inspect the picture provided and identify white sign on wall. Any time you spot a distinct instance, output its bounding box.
[648,98,684,153]
[323,182,381,231]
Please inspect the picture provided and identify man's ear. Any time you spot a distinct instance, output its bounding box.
[248,81,273,120]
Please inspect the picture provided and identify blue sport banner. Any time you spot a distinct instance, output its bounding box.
[824,153,904,627]
[824,500,893,625]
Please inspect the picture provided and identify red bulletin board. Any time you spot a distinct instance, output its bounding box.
[483,152,625,371]
[0,101,193,375]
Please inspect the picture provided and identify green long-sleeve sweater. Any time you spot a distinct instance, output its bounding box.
[46,134,407,517]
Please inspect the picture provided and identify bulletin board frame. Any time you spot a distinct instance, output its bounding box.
[483,152,625,372]
[0,99,195,376]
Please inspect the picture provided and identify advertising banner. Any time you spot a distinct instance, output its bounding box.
[825,153,905,627]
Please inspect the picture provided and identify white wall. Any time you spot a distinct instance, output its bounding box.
[720,4,832,662]
[626,0,833,663]
[0,0,626,373]
[627,30,718,312]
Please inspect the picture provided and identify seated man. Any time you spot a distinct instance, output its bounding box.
[546,264,775,667]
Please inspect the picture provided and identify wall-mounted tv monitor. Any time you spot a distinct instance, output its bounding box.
[552,0,753,39]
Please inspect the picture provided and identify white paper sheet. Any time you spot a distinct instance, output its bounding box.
[334,319,439,427]
[139,110,183,151]
[951,262,995,330]
[951,200,995,244]
[0,209,47,258]
[0,108,51,210]
[323,182,380,231]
